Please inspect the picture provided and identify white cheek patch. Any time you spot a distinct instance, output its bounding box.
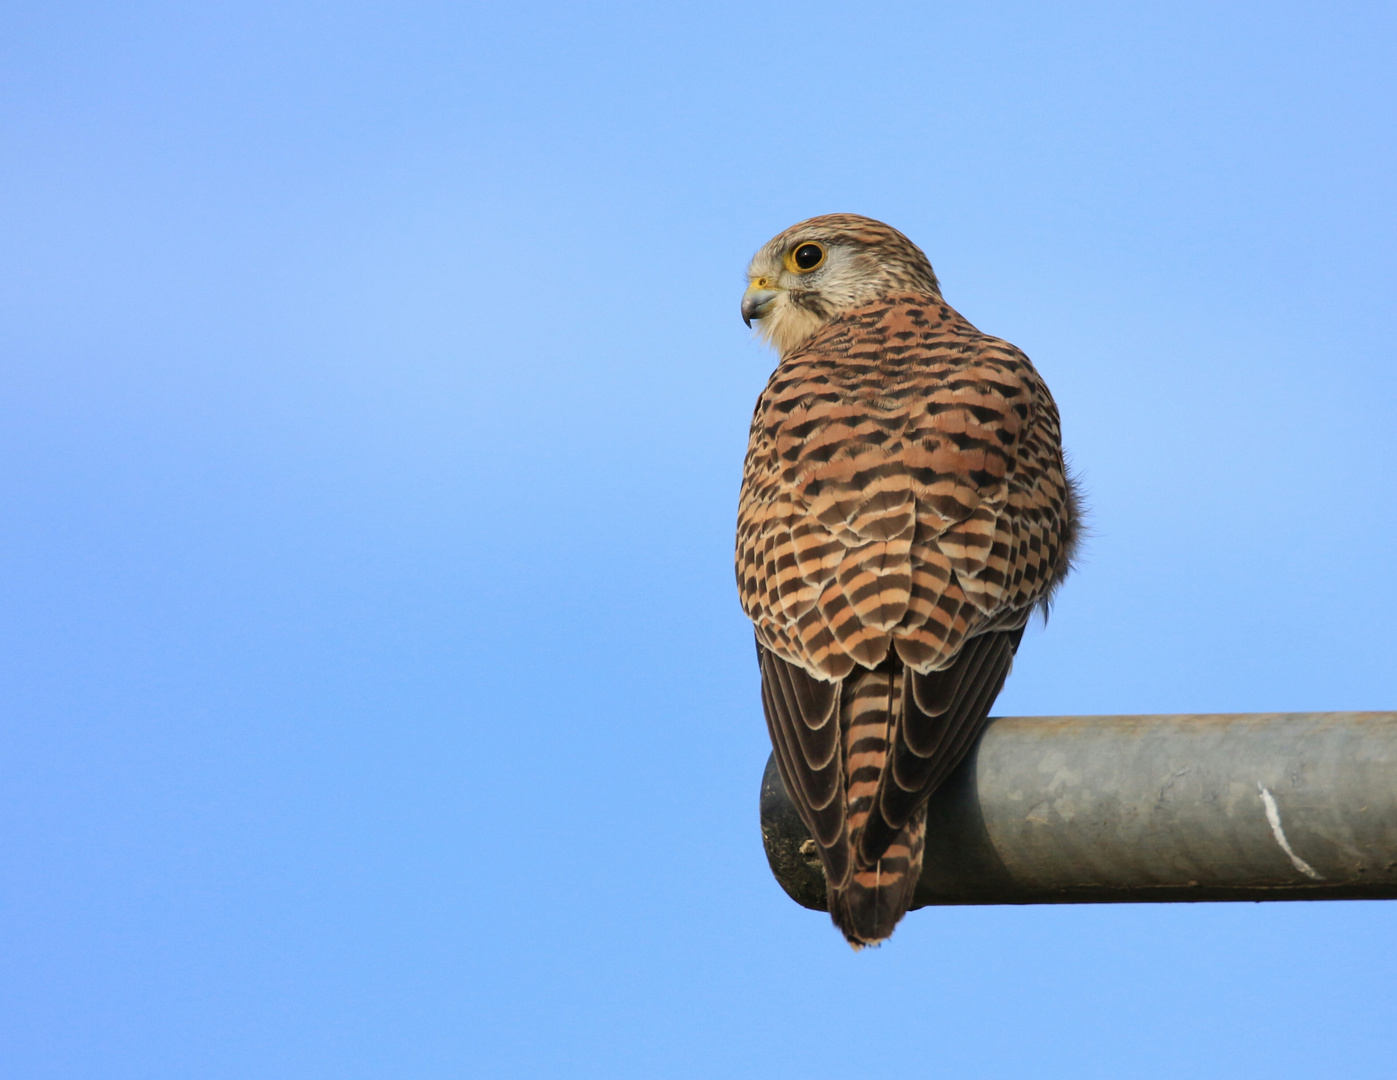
[760,298,827,358]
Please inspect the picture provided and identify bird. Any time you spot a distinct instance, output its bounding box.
[736,214,1080,947]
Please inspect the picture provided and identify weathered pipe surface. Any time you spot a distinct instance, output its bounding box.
[760,712,1397,909]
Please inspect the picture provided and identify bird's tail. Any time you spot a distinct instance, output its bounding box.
[828,806,926,948]
[825,665,924,948]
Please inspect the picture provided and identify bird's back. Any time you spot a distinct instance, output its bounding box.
[738,292,1077,946]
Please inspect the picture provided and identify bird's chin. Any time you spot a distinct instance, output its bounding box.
[759,303,826,358]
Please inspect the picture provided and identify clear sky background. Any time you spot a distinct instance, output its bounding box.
[3,2,1396,1077]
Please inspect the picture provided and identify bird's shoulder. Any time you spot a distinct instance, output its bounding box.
[744,294,1052,498]
[753,293,1045,430]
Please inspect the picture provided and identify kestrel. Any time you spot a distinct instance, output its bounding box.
[736,215,1079,947]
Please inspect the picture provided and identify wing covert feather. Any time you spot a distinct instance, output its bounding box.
[738,295,1073,681]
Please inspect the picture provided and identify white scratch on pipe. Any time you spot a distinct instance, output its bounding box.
[1258,784,1324,880]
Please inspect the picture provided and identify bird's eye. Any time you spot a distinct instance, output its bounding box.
[789,242,826,272]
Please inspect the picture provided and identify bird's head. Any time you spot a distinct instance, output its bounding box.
[742,214,941,357]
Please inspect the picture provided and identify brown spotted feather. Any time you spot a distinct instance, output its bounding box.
[737,215,1078,947]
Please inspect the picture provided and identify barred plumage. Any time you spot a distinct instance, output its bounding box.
[737,215,1079,947]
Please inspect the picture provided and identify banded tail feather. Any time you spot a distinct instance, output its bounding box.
[827,665,923,948]
[828,804,926,948]
[757,627,1024,948]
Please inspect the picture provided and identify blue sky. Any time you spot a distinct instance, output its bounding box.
[3,2,1395,1076]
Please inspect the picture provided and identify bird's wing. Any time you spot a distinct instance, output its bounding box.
[756,624,1028,892]
[756,640,850,887]
[739,295,1077,870]
[856,624,1025,863]
[737,294,1074,682]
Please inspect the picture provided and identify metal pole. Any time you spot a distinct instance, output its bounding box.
[760,712,1397,909]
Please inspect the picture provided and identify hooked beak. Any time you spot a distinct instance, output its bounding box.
[741,284,779,328]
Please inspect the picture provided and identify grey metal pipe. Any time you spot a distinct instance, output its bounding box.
[760,712,1397,908]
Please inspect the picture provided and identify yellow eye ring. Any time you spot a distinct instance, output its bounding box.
[785,242,826,273]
